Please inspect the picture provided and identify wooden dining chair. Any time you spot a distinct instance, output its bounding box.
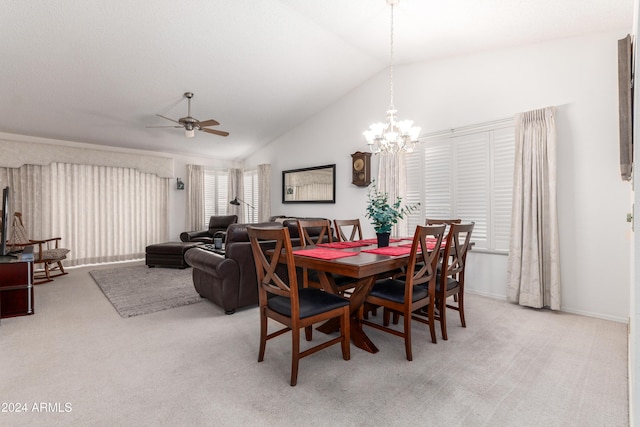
[361,224,446,360]
[416,222,474,340]
[297,219,333,246]
[333,219,363,242]
[297,219,356,294]
[247,225,350,386]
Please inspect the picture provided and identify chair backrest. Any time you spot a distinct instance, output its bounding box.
[247,226,300,310]
[425,218,461,237]
[10,212,30,246]
[441,222,474,279]
[297,219,333,247]
[333,219,363,242]
[405,224,447,289]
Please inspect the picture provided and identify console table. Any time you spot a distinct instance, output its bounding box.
[0,256,34,320]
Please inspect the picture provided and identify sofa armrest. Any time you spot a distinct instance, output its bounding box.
[180,229,211,242]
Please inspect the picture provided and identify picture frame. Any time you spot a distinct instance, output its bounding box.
[282,164,336,203]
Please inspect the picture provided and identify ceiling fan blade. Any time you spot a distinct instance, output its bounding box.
[202,128,229,137]
[198,119,220,127]
[157,114,181,124]
[146,125,183,128]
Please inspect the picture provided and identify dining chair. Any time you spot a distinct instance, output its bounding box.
[297,219,355,294]
[361,224,446,360]
[247,225,350,386]
[297,219,333,246]
[333,219,363,242]
[416,222,474,340]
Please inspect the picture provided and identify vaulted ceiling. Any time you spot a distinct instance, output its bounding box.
[0,0,633,160]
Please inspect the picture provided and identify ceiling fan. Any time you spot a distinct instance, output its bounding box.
[148,92,229,138]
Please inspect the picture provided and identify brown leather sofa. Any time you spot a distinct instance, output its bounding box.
[180,215,238,243]
[183,218,331,314]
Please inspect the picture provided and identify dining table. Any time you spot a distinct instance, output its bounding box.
[286,238,418,354]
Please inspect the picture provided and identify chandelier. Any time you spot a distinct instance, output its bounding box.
[363,0,420,154]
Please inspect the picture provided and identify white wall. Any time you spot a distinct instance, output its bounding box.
[247,30,632,322]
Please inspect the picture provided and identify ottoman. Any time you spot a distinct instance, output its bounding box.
[145,242,201,268]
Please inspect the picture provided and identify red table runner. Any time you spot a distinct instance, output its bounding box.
[357,238,403,245]
[294,248,360,260]
[317,241,370,249]
[362,246,414,256]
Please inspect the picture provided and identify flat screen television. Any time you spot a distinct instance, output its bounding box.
[1,186,11,256]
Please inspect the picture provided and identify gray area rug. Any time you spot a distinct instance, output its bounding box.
[89,265,201,318]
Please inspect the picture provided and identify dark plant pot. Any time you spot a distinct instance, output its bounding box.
[376,232,390,248]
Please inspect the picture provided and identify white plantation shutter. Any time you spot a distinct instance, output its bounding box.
[204,169,228,227]
[405,120,514,252]
[492,127,515,251]
[243,169,259,223]
[454,133,489,248]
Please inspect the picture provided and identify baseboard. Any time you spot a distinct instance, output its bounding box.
[466,289,628,324]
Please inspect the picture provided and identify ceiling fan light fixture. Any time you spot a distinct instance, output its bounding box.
[185,129,195,138]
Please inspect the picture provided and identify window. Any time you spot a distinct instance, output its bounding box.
[405,122,514,252]
[243,169,259,223]
[203,169,228,226]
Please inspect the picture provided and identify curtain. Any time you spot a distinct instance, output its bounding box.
[0,162,170,266]
[257,163,271,222]
[376,152,409,236]
[507,107,560,310]
[228,168,244,221]
[186,164,204,231]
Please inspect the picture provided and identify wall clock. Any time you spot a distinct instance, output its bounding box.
[351,151,371,187]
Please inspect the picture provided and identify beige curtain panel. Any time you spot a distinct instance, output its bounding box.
[507,106,561,310]
[186,164,204,231]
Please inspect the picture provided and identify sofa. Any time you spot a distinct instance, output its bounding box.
[183,217,331,314]
[180,215,238,243]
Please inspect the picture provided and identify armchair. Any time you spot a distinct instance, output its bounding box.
[180,215,238,243]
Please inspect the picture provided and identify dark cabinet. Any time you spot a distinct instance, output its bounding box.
[0,258,34,319]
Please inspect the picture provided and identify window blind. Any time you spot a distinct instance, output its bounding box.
[406,121,514,252]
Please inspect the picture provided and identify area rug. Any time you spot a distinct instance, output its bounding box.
[89,265,201,318]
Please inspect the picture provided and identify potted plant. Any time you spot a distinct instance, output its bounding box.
[365,182,419,247]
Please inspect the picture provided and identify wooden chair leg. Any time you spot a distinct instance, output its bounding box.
[404,312,413,361]
[428,303,437,344]
[458,292,466,327]
[440,299,448,341]
[304,326,313,341]
[291,329,300,386]
[258,312,267,362]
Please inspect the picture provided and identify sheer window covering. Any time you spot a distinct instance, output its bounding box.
[186,164,204,231]
[0,162,170,266]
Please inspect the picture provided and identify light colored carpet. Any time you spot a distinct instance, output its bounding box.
[0,261,629,426]
[89,265,201,317]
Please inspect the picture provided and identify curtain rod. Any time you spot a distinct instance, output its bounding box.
[417,117,514,142]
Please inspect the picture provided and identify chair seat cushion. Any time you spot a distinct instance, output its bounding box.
[268,288,349,319]
[436,276,459,292]
[41,248,70,261]
[369,279,428,304]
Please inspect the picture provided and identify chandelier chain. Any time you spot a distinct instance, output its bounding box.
[389,2,394,108]
[362,0,420,154]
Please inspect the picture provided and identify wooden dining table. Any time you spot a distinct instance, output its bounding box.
[288,240,415,354]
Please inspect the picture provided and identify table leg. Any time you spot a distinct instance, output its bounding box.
[316,273,379,353]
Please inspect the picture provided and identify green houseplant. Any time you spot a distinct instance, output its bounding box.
[365,182,419,247]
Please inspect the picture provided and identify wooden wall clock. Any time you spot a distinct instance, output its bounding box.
[351,151,371,187]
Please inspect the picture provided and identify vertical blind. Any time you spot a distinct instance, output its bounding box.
[406,123,514,252]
